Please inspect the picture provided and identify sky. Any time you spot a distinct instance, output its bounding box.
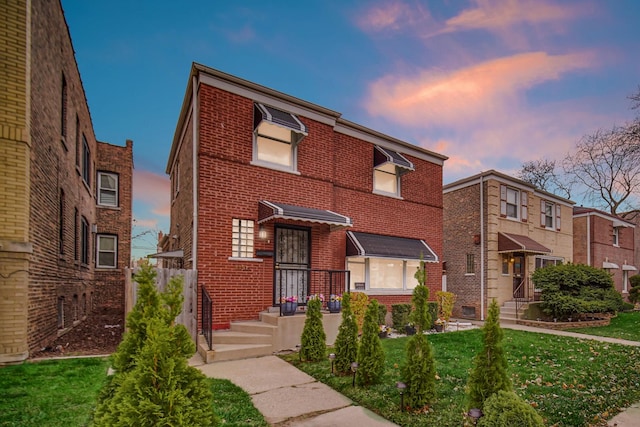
[61,0,640,259]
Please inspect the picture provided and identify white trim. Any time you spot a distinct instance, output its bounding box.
[97,172,118,207]
[96,235,117,269]
[603,261,620,269]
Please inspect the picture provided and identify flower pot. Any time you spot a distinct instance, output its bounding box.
[434,324,444,332]
[405,325,416,335]
[282,302,298,316]
[378,331,388,339]
[328,301,341,313]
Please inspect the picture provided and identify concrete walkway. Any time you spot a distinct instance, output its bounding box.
[192,323,640,426]
[191,354,398,426]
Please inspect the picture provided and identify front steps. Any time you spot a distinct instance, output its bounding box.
[197,309,342,363]
[500,300,529,323]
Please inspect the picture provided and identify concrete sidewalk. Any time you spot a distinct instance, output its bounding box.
[191,355,398,426]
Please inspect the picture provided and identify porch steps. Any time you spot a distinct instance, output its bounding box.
[500,301,528,323]
[206,320,277,363]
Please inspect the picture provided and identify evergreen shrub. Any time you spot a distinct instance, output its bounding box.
[300,296,327,362]
[333,292,358,375]
[477,391,544,427]
[356,299,385,386]
[391,303,412,330]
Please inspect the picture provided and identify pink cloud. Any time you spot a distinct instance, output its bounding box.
[365,51,595,127]
[356,1,431,32]
[133,218,158,228]
[133,169,170,217]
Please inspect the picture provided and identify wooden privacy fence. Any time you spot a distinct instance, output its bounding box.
[124,268,198,343]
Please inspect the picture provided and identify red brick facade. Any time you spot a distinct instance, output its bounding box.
[0,0,133,357]
[573,207,636,295]
[167,64,446,329]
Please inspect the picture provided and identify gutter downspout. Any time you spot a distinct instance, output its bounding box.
[586,214,591,266]
[480,173,485,321]
[192,74,199,270]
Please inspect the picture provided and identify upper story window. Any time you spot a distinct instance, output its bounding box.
[613,227,620,246]
[80,216,89,265]
[540,200,561,231]
[466,253,475,274]
[98,172,118,207]
[373,146,414,198]
[82,135,91,187]
[96,235,117,268]
[61,74,68,139]
[253,103,307,172]
[59,189,65,255]
[231,218,254,259]
[172,161,180,201]
[500,184,528,221]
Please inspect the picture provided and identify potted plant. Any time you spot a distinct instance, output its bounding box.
[434,318,445,332]
[328,294,342,313]
[280,295,298,316]
[404,322,416,335]
[378,324,388,339]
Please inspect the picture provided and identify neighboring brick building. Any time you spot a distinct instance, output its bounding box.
[573,207,636,296]
[165,63,446,330]
[0,0,132,364]
[443,170,574,320]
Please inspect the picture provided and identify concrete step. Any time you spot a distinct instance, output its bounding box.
[210,343,273,362]
[212,330,272,345]
[230,320,277,335]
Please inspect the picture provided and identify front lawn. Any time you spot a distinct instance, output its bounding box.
[282,329,640,426]
[566,311,640,341]
[0,357,268,427]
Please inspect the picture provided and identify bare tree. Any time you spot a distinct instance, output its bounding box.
[518,158,573,199]
[563,123,640,216]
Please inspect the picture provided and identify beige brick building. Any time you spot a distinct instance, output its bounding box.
[443,170,574,320]
[0,0,132,364]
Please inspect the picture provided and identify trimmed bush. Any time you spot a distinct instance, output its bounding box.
[629,275,640,304]
[377,303,388,326]
[300,296,326,362]
[466,299,511,410]
[477,391,544,427]
[333,292,359,375]
[427,302,438,329]
[350,292,369,332]
[392,303,412,330]
[356,299,385,386]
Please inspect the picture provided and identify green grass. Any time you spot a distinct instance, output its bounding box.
[566,311,640,341]
[0,357,268,427]
[282,329,640,427]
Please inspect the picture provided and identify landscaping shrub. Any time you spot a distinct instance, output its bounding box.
[427,302,438,329]
[94,263,217,426]
[333,292,359,375]
[477,391,544,427]
[300,295,326,362]
[350,292,369,332]
[466,299,511,410]
[436,291,456,322]
[391,303,412,331]
[629,275,640,304]
[377,303,388,326]
[356,299,385,386]
[532,263,620,319]
[401,259,437,410]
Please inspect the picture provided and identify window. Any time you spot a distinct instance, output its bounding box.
[231,219,254,258]
[374,163,399,195]
[253,103,306,172]
[61,74,67,138]
[613,227,619,246]
[57,297,65,329]
[80,216,89,265]
[74,208,79,261]
[98,172,118,207]
[542,201,554,229]
[172,161,180,200]
[82,135,91,187]
[59,189,65,255]
[502,256,509,275]
[500,185,528,221]
[466,253,475,274]
[346,257,421,290]
[96,235,117,268]
[75,115,80,166]
[534,256,562,270]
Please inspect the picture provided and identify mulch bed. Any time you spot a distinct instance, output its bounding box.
[31,312,124,359]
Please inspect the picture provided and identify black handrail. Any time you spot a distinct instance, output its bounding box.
[275,268,350,316]
[513,276,534,319]
[201,286,212,350]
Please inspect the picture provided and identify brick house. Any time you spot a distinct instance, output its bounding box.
[573,207,636,296]
[443,170,574,320]
[0,0,132,364]
[165,63,446,333]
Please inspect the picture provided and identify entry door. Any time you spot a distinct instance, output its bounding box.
[274,226,310,305]
[513,255,525,298]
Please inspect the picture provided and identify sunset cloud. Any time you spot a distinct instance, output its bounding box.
[133,169,170,217]
[356,1,428,32]
[365,51,595,128]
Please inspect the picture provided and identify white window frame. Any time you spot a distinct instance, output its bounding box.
[231,219,255,259]
[534,256,563,270]
[96,235,117,268]
[346,257,420,291]
[97,172,118,207]
[505,187,519,219]
[253,121,299,173]
[373,163,401,197]
[613,227,619,246]
[542,200,554,229]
